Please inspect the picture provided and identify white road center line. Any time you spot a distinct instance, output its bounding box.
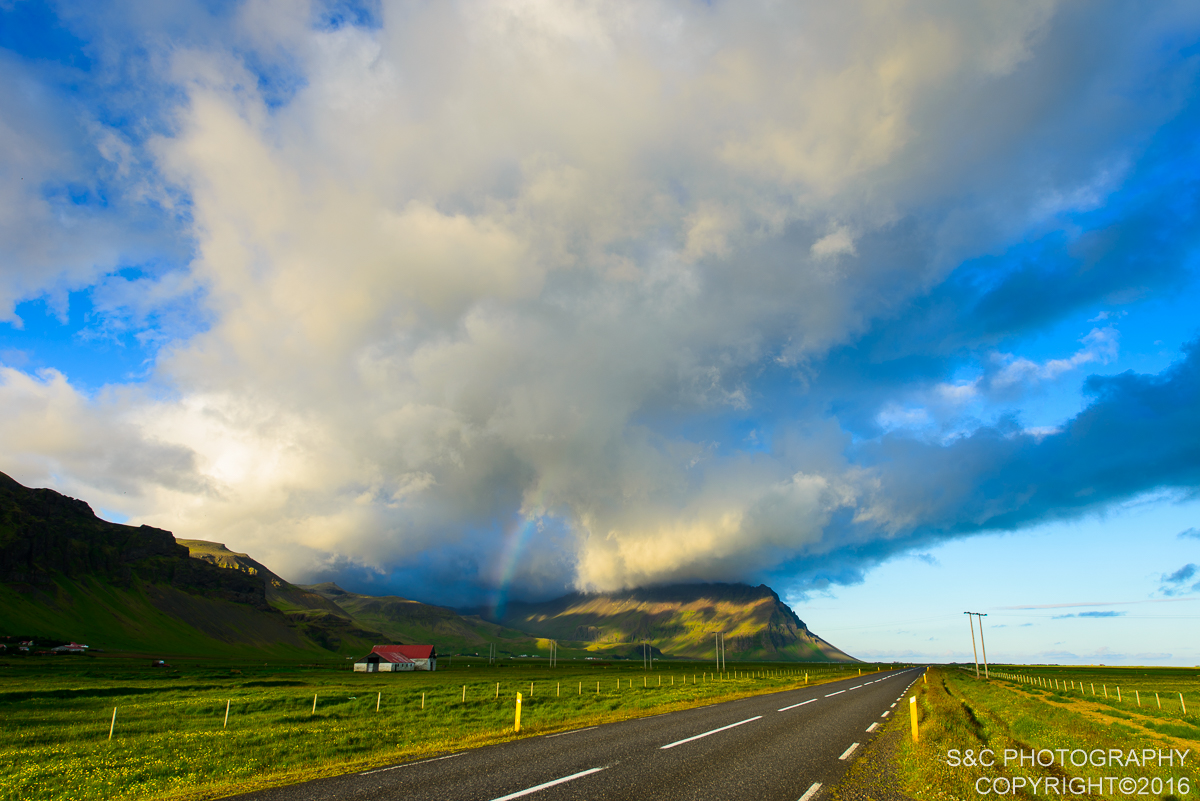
[488,767,606,801]
[660,716,763,750]
[825,690,845,697]
[778,698,817,712]
[866,723,878,732]
[545,726,598,738]
[798,782,822,801]
[839,743,860,760]
[359,752,463,775]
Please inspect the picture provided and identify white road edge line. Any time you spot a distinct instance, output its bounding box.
[825,690,845,697]
[881,711,890,717]
[799,782,822,801]
[545,726,598,738]
[488,767,606,801]
[866,723,878,732]
[359,752,463,775]
[778,698,818,712]
[839,743,860,761]
[660,716,763,750]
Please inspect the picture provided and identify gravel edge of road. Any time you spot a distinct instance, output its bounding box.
[827,694,918,801]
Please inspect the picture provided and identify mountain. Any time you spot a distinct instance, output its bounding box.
[177,540,383,652]
[0,471,375,657]
[484,583,856,662]
[302,582,539,655]
[0,471,855,662]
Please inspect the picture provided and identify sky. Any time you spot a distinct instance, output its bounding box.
[1,0,1199,665]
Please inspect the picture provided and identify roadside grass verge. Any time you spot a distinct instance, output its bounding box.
[895,667,1199,801]
[0,658,891,800]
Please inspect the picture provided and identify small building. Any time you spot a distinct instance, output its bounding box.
[51,642,89,654]
[354,644,437,672]
[354,645,417,673]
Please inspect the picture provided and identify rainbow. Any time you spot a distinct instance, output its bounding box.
[489,514,540,618]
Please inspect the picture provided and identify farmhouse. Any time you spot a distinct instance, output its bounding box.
[353,644,438,672]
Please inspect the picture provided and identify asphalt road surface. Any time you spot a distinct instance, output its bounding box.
[230,667,923,801]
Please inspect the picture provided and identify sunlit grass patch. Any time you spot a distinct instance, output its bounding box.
[0,657,887,800]
[895,666,1200,801]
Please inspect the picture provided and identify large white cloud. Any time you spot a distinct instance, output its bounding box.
[2,0,1198,600]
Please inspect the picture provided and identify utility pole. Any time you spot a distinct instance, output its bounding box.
[965,612,979,677]
[960,613,988,676]
[966,612,989,678]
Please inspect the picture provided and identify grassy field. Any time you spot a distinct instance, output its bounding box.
[895,665,1200,801]
[0,655,894,801]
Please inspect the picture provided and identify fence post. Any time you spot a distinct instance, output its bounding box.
[108,707,117,740]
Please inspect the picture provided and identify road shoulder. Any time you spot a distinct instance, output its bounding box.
[827,705,917,801]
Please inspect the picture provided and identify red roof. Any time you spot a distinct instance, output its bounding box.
[362,647,415,664]
[372,644,436,660]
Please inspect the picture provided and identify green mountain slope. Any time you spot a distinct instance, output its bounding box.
[302,583,539,655]
[0,472,373,658]
[487,583,857,662]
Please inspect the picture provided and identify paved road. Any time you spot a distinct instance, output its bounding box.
[230,668,923,801]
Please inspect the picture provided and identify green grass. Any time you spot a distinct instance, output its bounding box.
[984,664,1198,718]
[0,655,899,800]
[895,666,1200,801]
[0,578,358,660]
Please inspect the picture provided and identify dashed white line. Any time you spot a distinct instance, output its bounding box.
[544,726,598,738]
[825,690,845,697]
[850,685,863,690]
[488,767,606,801]
[360,752,463,775]
[881,711,890,718]
[839,743,860,760]
[798,782,822,801]
[660,716,763,750]
[866,723,878,732]
[778,698,817,712]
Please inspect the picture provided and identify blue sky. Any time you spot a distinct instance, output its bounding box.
[1,0,1199,665]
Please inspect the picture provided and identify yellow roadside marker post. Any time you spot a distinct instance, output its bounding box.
[910,696,919,742]
[515,692,522,732]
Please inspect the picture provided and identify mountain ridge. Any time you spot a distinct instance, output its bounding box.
[0,472,377,656]
[0,471,855,662]
[480,582,856,662]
